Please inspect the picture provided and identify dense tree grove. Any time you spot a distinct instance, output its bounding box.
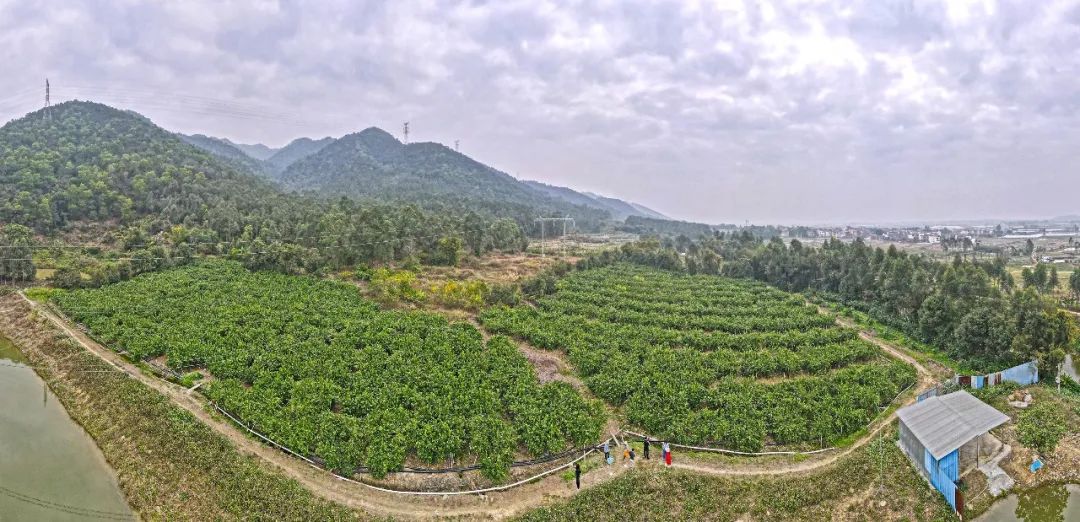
[482,264,915,451]
[581,236,1073,372]
[53,261,604,480]
[0,101,529,284]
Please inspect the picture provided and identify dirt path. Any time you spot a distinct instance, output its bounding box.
[13,294,632,521]
[467,317,585,389]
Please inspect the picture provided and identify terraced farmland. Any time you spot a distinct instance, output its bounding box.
[480,263,916,451]
[52,261,604,480]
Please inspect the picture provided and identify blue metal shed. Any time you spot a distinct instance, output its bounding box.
[896,391,1009,514]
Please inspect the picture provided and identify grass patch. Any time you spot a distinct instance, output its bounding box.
[518,427,958,522]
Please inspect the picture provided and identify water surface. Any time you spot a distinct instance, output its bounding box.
[0,334,134,520]
[975,483,1080,522]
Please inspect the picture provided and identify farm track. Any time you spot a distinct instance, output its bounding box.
[11,292,934,520]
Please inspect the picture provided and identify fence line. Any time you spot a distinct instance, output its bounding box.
[622,377,917,457]
[213,398,608,496]
[622,430,836,456]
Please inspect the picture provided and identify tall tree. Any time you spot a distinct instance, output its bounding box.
[0,224,35,282]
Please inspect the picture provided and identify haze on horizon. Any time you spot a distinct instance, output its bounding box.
[1,0,1077,225]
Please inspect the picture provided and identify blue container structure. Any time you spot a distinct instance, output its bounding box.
[924,449,960,510]
[896,391,1010,516]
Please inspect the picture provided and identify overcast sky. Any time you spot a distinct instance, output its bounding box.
[1,0,1078,225]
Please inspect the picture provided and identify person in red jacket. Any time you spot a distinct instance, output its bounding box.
[663,442,672,466]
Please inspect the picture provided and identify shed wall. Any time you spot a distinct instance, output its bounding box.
[898,419,927,478]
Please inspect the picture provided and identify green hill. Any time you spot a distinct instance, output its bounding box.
[178,133,270,177]
[0,101,291,232]
[265,137,334,175]
[230,141,278,160]
[279,128,610,228]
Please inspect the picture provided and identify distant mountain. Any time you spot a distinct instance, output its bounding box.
[278,128,610,227]
[621,215,715,237]
[230,141,278,160]
[523,181,667,221]
[583,191,667,220]
[629,202,668,220]
[178,133,269,177]
[265,137,334,175]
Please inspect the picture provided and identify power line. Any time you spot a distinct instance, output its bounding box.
[0,484,134,520]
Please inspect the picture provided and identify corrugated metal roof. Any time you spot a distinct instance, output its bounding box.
[896,390,1010,460]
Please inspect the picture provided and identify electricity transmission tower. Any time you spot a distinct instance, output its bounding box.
[44,78,51,120]
[454,140,459,152]
[534,216,575,257]
[403,122,409,144]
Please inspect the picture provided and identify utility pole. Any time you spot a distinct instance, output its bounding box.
[534,217,575,258]
[403,122,409,144]
[44,78,51,120]
[454,140,459,152]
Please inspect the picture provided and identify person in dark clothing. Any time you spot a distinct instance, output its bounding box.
[643,439,650,459]
[574,462,581,489]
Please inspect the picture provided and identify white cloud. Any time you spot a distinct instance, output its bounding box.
[1,0,1079,223]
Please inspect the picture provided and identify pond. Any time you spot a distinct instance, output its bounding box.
[975,483,1080,522]
[0,334,134,520]
[1065,353,1080,383]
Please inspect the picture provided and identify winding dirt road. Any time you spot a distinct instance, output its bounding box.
[12,293,936,520]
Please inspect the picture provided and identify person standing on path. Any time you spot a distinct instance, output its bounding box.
[644,439,650,460]
[574,462,581,489]
[663,442,672,466]
[603,441,610,464]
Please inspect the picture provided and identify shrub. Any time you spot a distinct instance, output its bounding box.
[1017,401,1067,454]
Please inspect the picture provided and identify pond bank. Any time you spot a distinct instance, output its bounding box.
[974,483,1079,521]
[0,334,134,520]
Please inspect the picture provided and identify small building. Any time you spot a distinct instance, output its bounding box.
[896,391,1010,514]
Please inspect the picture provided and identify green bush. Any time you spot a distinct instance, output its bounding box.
[1018,401,1068,454]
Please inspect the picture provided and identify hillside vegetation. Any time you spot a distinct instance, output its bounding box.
[0,102,532,284]
[265,137,334,174]
[0,101,289,232]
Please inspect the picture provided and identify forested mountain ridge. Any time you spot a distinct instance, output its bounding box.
[230,141,278,160]
[278,127,611,228]
[0,101,531,284]
[178,133,270,177]
[175,128,668,226]
[265,137,334,175]
[522,180,667,221]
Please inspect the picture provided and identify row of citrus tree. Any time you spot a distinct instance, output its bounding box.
[53,260,605,480]
[480,263,916,451]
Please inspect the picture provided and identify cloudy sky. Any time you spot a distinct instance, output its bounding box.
[1,0,1078,225]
